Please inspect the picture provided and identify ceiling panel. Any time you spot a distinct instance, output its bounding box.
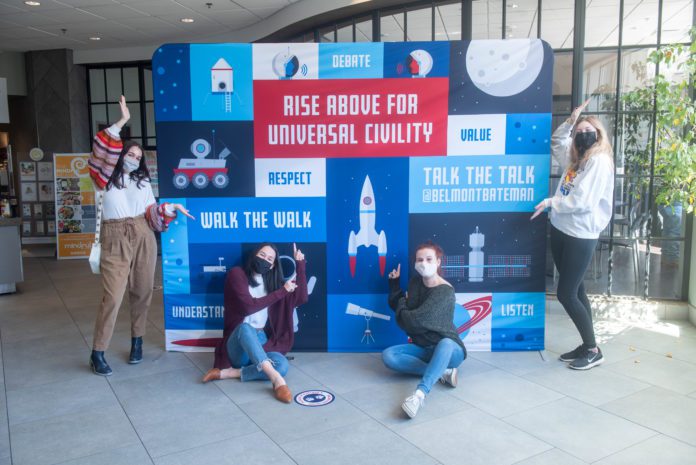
[126,0,198,16]
[0,0,66,11]
[78,4,150,20]
[0,38,55,50]
[0,2,25,14]
[195,8,257,27]
[111,15,176,29]
[175,0,246,12]
[51,0,117,7]
[154,12,220,26]
[233,0,289,9]
[0,0,333,52]
[0,26,55,39]
[0,12,61,26]
[36,7,107,22]
[251,7,283,19]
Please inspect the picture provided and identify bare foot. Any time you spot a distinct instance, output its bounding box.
[219,367,241,379]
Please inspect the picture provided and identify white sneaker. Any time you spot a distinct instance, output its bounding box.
[402,390,425,419]
[439,368,457,388]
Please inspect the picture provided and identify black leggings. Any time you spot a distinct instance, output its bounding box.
[550,225,598,348]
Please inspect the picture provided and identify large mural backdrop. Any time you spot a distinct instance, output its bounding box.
[153,39,553,352]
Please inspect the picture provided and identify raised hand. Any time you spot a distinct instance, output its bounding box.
[284,280,297,292]
[119,95,130,120]
[388,263,401,279]
[293,242,304,261]
[569,98,591,123]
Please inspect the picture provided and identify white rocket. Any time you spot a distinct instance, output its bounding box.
[348,175,387,277]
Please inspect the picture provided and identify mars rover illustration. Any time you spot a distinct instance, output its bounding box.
[173,130,231,189]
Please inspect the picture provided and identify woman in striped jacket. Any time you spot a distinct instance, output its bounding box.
[88,95,193,376]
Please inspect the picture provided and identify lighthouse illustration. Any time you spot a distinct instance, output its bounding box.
[347,176,388,277]
[211,58,233,113]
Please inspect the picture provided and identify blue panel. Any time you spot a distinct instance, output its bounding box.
[152,44,192,121]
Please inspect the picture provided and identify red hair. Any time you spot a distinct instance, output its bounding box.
[415,241,445,276]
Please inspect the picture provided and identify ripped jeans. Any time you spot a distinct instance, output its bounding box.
[226,323,289,382]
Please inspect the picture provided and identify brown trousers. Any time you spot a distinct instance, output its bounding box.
[92,215,157,351]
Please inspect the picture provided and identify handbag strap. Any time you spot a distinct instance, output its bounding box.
[94,189,104,244]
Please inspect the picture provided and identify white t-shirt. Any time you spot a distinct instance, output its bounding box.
[101,175,156,221]
[549,122,615,239]
[244,274,268,329]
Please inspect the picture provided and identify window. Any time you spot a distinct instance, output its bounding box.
[661,0,694,44]
[381,11,405,42]
[583,50,619,113]
[319,26,336,42]
[337,22,354,42]
[622,0,659,45]
[87,63,155,148]
[355,17,373,42]
[541,0,574,48]
[407,6,433,41]
[435,2,462,41]
[585,0,620,47]
[506,0,539,39]
[472,0,503,39]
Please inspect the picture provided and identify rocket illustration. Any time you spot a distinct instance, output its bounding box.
[348,175,387,277]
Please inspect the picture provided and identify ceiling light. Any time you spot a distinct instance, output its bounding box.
[509,3,519,8]
[90,36,101,41]
[24,1,41,5]
[180,18,194,23]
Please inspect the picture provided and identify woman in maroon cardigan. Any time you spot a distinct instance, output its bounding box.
[202,243,308,403]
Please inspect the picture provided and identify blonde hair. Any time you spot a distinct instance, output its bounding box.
[569,115,614,171]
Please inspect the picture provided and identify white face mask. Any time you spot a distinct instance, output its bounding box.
[123,159,140,173]
[415,262,438,278]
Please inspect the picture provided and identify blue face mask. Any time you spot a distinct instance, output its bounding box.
[123,159,140,173]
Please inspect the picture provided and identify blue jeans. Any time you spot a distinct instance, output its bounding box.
[382,338,465,394]
[226,323,289,382]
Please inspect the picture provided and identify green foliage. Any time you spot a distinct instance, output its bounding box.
[620,27,696,213]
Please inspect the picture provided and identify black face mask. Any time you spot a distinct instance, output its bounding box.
[254,256,272,274]
[574,131,597,156]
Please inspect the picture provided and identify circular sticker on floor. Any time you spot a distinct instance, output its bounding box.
[294,389,335,407]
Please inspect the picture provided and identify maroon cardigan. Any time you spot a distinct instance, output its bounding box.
[213,260,309,369]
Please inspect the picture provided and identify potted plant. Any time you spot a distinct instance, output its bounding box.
[619,27,695,298]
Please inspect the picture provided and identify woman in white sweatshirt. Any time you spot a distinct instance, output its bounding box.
[531,99,614,370]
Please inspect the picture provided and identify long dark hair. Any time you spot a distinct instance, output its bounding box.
[106,140,151,190]
[244,243,284,293]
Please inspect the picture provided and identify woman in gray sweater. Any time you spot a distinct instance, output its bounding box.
[383,242,467,419]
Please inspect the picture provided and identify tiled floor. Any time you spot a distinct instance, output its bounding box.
[1,257,696,465]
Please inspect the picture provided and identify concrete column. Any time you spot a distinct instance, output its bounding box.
[25,48,89,156]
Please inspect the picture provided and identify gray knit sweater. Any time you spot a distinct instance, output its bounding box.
[388,277,466,353]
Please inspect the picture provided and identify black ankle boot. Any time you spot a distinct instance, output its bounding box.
[90,350,113,376]
[129,337,143,364]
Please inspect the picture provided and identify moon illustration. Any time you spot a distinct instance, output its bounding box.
[466,39,544,97]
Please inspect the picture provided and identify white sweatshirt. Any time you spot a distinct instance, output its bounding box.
[548,121,614,239]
